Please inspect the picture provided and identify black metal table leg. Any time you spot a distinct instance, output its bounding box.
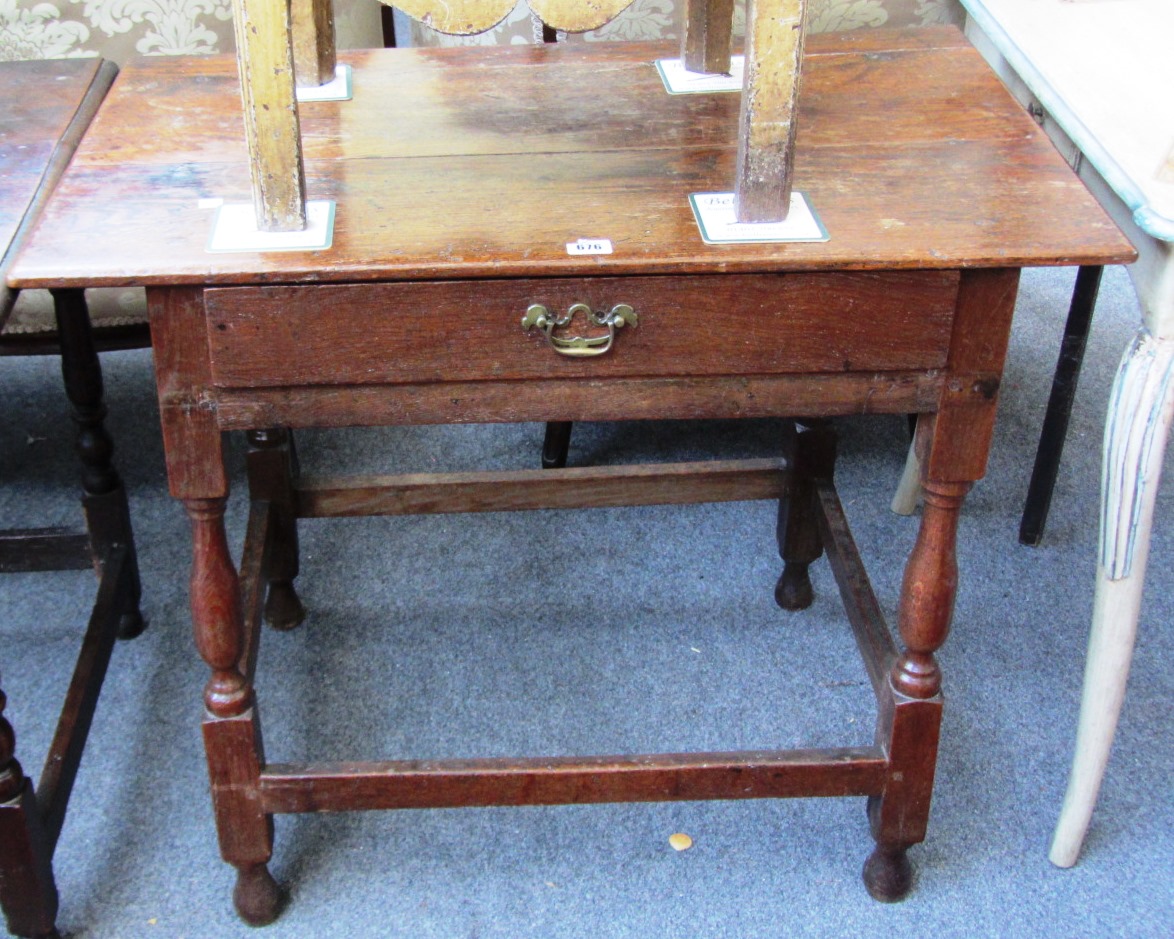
[1019,265,1103,546]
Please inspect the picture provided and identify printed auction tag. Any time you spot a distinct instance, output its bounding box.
[690,192,828,245]
[566,238,614,256]
[656,57,744,94]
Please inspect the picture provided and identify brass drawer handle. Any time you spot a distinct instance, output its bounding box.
[522,302,637,358]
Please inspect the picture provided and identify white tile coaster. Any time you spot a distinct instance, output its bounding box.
[656,56,744,94]
[207,200,336,253]
[690,191,828,245]
[296,64,352,102]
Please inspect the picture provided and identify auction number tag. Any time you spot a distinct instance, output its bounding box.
[566,238,614,256]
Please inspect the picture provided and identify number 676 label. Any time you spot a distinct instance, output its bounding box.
[566,238,614,256]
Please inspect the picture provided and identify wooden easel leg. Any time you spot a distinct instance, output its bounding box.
[291,0,337,88]
[735,0,808,223]
[247,429,305,631]
[229,0,307,231]
[0,692,59,939]
[52,288,144,639]
[186,497,282,926]
[680,0,735,74]
[775,420,834,611]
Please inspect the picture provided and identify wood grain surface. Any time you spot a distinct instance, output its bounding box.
[0,58,115,320]
[8,28,1134,290]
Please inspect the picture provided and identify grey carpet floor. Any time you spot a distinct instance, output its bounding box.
[0,264,1169,938]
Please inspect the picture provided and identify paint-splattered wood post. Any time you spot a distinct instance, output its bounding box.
[292,0,337,88]
[230,0,307,232]
[736,0,808,222]
[681,0,735,75]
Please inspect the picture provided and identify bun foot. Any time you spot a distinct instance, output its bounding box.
[117,609,147,640]
[862,845,913,902]
[774,562,814,611]
[233,863,284,926]
[264,581,305,631]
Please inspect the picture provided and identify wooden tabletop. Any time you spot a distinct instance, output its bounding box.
[1,58,117,319]
[8,28,1134,290]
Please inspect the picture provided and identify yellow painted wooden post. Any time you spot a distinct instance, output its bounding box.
[231,0,307,231]
[292,0,337,88]
[681,0,735,75]
[735,0,807,223]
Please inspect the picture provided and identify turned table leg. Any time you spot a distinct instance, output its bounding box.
[867,267,1018,899]
[775,421,834,611]
[52,288,144,638]
[247,429,305,631]
[187,497,283,925]
[1050,329,1174,867]
[0,684,59,939]
[865,478,969,901]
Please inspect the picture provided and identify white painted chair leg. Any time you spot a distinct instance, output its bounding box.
[891,435,921,515]
[1049,329,1174,867]
[1049,566,1144,866]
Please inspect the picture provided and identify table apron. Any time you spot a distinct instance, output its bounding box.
[209,370,945,430]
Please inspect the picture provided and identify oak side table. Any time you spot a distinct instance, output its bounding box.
[10,29,1132,925]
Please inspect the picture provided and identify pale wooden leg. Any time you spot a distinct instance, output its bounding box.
[291,0,337,88]
[1050,329,1174,867]
[734,0,808,223]
[230,0,306,231]
[891,435,921,516]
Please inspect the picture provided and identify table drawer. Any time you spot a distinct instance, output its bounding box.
[204,271,959,389]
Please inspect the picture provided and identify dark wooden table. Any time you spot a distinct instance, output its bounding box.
[10,28,1133,927]
[0,57,143,939]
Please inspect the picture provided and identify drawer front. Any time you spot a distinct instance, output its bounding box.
[204,271,958,389]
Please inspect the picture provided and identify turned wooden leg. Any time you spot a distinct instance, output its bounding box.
[775,421,835,611]
[246,429,305,631]
[52,288,144,640]
[187,497,283,926]
[0,684,59,939]
[864,479,969,902]
[1050,329,1174,866]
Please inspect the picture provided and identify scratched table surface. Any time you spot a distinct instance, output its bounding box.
[8,28,1132,292]
[1,58,114,321]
